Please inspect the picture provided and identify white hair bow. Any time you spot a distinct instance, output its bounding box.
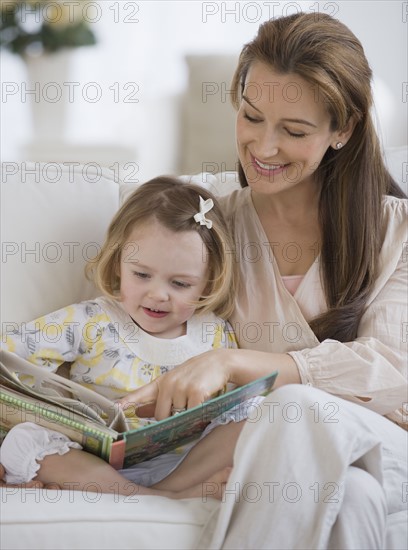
[193,196,214,229]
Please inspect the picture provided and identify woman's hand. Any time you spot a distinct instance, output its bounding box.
[119,348,232,420]
[118,347,300,420]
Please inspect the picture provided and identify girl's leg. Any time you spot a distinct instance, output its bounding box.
[0,422,230,500]
[152,421,244,492]
[35,447,147,496]
[36,448,231,500]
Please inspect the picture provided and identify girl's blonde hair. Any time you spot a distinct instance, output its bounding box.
[86,176,236,319]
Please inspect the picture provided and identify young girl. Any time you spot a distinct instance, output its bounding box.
[0,176,246,499]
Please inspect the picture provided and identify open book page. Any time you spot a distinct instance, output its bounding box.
[0,350,127,431]
[0,384,119,460]
[0,349,278,468]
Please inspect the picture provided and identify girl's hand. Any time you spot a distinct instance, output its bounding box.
[119,349,232,420]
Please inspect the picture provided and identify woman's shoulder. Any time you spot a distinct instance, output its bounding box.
[218,187,252,220]
[382,195,408,237]
[382,194,408,210]
[379,196,408,263]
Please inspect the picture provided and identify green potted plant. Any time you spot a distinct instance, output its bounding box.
[0,0,96,55]
[1,0,98,142]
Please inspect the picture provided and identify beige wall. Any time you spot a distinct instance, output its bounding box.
[1,1,406,182]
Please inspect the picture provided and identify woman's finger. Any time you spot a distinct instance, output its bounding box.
[118,380,159,412]
[154,387,179,420]
[135,402,156,418]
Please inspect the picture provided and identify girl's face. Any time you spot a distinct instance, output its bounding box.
[119,219,209,339]
[236,62,341,198]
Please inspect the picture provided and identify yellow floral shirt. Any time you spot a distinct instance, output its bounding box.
[1,296,237,429]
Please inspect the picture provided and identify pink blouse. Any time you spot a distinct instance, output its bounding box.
[281,275,304,296]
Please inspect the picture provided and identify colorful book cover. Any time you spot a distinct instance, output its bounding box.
[0,350,277,469]
[113,371,278,468]
[0,385,117,461]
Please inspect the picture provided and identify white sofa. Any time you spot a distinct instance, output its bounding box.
[0,162,240,550]
[0,149,407,549]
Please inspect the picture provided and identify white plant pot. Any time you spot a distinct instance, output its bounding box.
[23,49,72,143]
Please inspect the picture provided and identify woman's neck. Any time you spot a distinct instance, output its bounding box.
[251,180,320,226]
[250,182,321,276]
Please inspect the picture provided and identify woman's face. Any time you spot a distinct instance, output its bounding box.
[236,62,340,197]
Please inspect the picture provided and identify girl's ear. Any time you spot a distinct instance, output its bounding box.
[331,115,356,150]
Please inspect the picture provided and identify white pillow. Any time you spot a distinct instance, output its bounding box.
[1,162,120,326]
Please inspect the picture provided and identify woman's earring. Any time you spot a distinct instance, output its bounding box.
[335,142,343,150]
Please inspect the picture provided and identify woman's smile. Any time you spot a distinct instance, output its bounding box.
[251,154,291,177]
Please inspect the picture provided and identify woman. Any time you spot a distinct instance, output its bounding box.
[124,12,407,549]
[2,11,407,549]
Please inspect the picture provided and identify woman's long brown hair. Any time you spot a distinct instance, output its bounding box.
[231,13,406,342]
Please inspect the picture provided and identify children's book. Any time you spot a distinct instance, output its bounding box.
[0,349,277,469]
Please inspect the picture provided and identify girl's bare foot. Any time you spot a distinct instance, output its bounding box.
[0,464,45,489]
[0,479,45,489]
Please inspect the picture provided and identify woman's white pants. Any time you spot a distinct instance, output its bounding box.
[198,385,407,549]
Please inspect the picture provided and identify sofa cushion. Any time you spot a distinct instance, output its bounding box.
[0,162,120,325]
[0,488,219,549]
